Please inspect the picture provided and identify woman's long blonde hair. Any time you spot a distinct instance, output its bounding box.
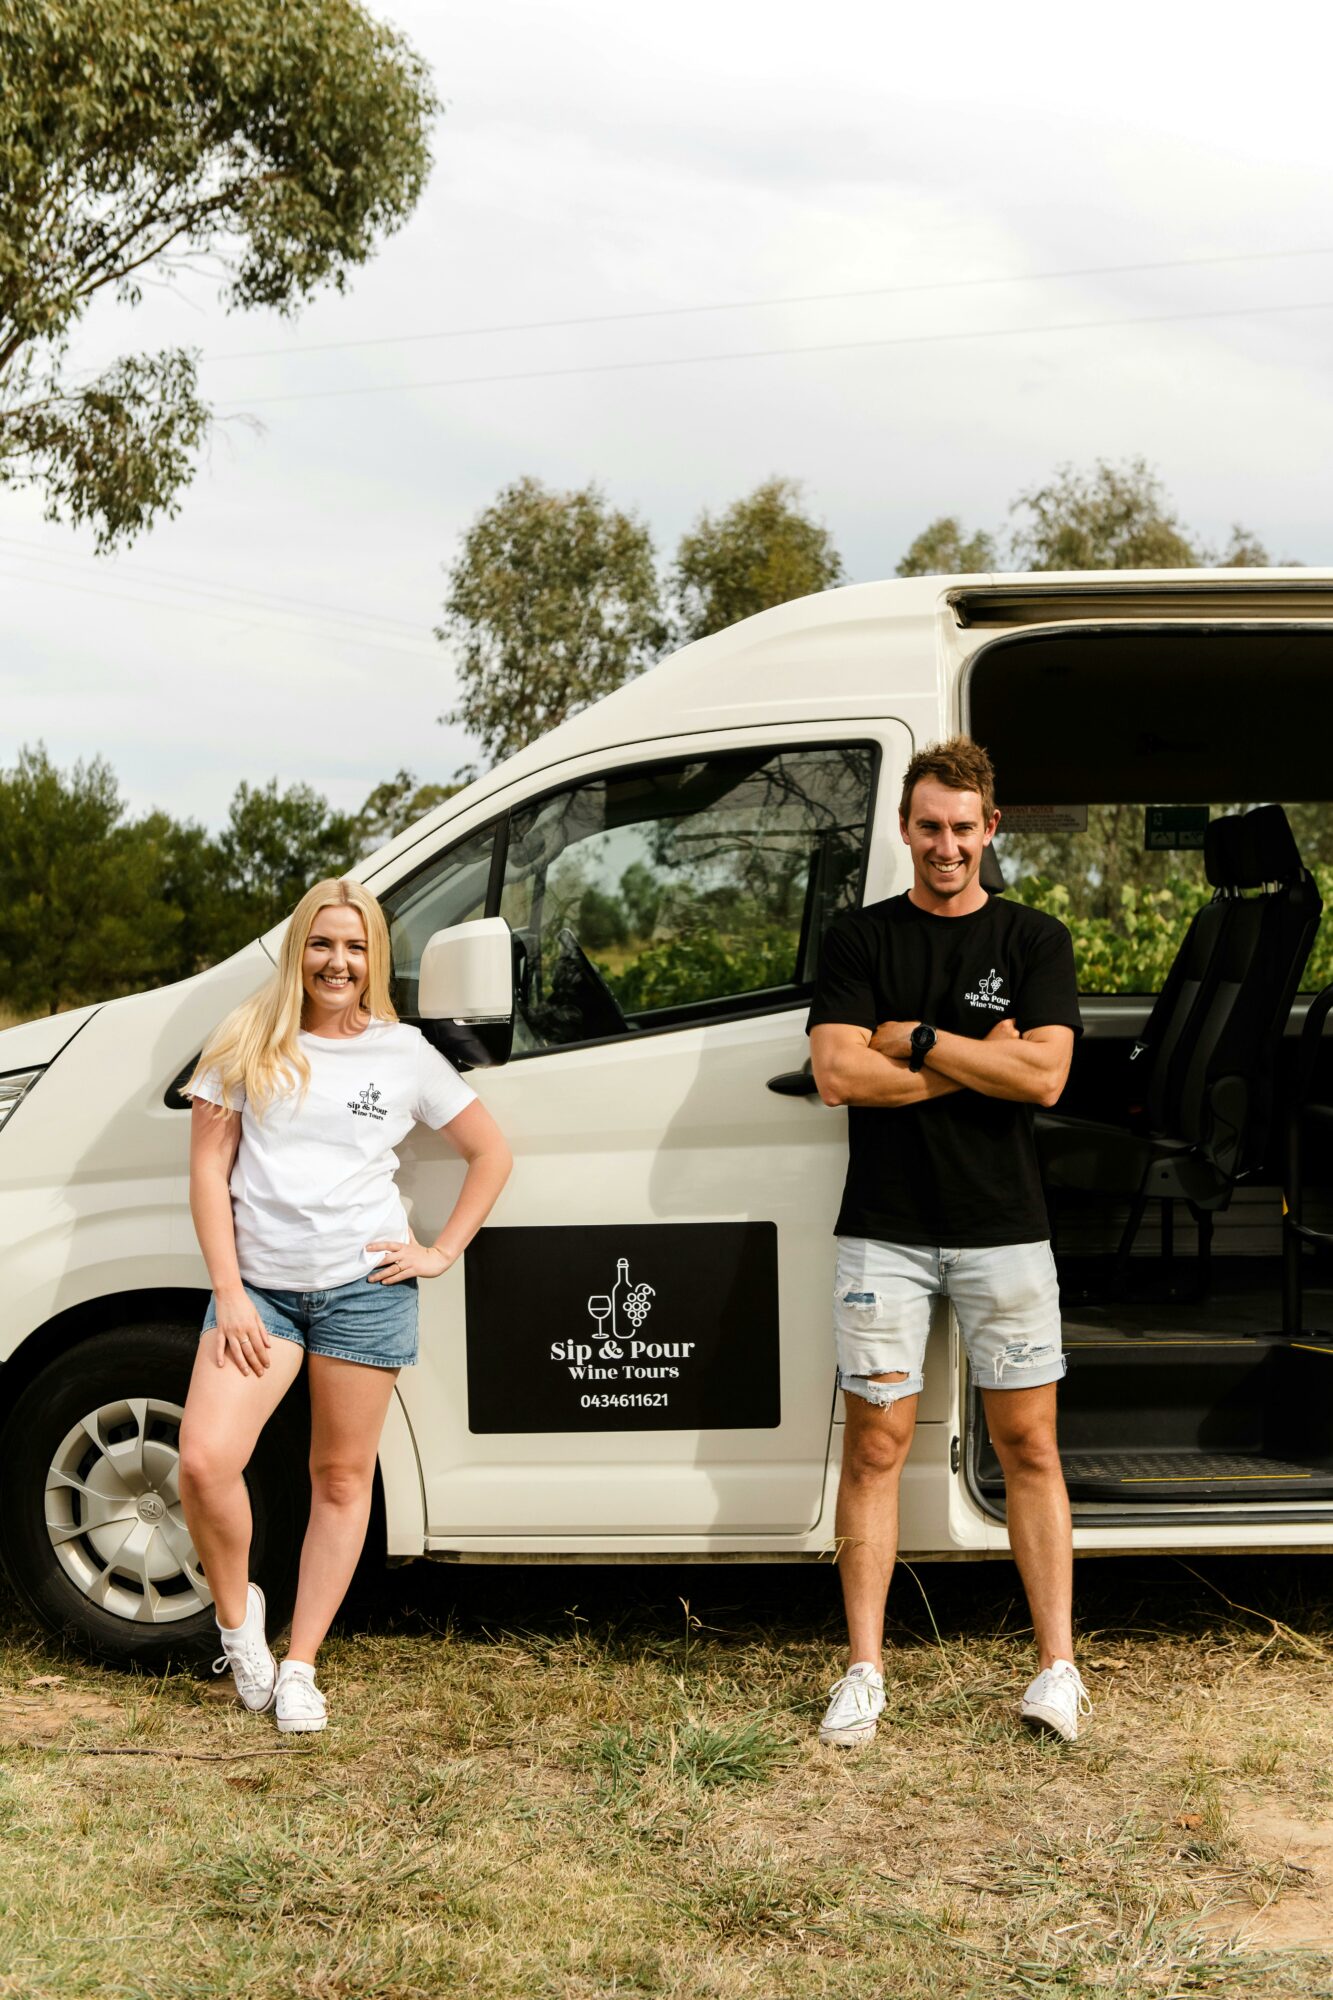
[187,878,397,1115]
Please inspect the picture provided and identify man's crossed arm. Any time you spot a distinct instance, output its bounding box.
[810,1018,1074,1111]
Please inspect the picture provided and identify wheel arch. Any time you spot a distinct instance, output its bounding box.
[0,1288,209,1430]
[0,1289,424,1564]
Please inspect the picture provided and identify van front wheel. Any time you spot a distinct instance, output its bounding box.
[0,1322,309,1672]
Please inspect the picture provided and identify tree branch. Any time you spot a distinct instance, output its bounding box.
[67,171,205,290]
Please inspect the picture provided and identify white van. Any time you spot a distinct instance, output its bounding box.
[3,569,1332,1669]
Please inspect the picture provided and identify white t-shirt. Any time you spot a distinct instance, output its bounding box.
[194,1020,476,1291]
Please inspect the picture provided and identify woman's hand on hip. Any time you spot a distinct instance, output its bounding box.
[212,1291,273,1375]
[367,1234,452,1284]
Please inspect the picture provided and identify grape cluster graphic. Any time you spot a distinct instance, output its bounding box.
[623,1284,655,1330]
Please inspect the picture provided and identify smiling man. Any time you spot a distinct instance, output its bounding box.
[807,736,1088,1746]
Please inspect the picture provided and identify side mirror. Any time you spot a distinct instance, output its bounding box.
[417,917,514,1069]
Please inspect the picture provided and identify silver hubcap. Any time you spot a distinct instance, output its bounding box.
[45,1397,210,1623]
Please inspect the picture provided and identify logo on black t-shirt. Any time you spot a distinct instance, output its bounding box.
[348,1083,387,1121]
[964,966,1007,1013]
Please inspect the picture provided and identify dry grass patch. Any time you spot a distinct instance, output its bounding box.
[3,1557,1333,1996]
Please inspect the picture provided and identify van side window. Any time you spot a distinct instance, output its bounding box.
[381,821,497,1018]
[500,745,874,1053]
[992,802,1333,997]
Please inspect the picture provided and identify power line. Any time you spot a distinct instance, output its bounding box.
[4,558,438,655]
[0,535,437,645]
[0,561,441,658]
[199,245,1333,364]
[219,296,1333,409]
[0,533,428,636]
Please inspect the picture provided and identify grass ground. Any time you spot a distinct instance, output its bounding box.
[3,1555,1333,1999]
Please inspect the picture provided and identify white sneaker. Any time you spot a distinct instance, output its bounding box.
[212,1584,276,1713]
[275,1664,327,1734]
[1020,1660,1091,1742]
[818,1662,885,1746]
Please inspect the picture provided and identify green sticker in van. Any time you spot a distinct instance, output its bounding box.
[1145,806,1209,851]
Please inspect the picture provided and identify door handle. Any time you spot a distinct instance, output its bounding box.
[767,1060,820,1097]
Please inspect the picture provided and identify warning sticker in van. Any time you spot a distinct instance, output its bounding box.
[463,1221,780,1433]
[997,805,1088,832]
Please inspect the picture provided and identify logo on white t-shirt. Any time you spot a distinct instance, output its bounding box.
[965,966,1007,1012]
[348,1082,387,1121]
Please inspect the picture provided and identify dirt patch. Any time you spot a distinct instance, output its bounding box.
[0,1679,122,1744]
[1203,1808,1333,1951]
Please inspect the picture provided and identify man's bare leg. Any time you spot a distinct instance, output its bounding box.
[834,1380,918,1668]
[981,1382,1073,1668]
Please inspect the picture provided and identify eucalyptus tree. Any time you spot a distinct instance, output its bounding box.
[671,476,844,642]
[440,477,668,767]
[0,0,436,547]
[895,459,1275,577]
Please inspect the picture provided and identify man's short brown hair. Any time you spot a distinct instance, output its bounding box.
[899,734,996,825]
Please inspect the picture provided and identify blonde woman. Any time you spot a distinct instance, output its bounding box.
[177,878,511,1732]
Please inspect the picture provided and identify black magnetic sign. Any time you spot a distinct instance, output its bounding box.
[463,1221,780,1433]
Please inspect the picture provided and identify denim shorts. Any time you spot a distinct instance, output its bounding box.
[833,1235,1066,1407]
[202,1273,418,1370]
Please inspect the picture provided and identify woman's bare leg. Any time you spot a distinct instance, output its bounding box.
[286,1355,398,1665]
[177,1334,305,1628]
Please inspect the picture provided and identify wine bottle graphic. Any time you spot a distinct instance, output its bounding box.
[588,1256,653,1355]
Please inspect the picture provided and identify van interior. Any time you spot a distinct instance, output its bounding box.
[967,621,1333,1523]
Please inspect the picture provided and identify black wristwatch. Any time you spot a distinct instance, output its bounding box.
[908,1022,937,1072]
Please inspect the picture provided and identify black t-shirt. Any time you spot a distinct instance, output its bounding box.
[806,893,1082,1247]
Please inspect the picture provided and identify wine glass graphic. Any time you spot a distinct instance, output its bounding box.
[587,1294,613,1341]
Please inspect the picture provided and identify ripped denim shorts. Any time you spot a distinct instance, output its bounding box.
[833,1235,1066,1408]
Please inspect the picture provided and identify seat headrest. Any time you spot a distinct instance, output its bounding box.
[1238,803,1304,887]
[979,845,1006,894]
[1204,813,1245,889]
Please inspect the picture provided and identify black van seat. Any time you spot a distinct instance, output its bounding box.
[1038,810,1245,1209]
[1281,976,1333,1333]
[980,844,1006,894]
[1038,804,1323,1297]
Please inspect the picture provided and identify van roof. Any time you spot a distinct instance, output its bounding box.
[363,565,1333,876]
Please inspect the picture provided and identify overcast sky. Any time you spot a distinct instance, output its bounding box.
[5,0,1332,828]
